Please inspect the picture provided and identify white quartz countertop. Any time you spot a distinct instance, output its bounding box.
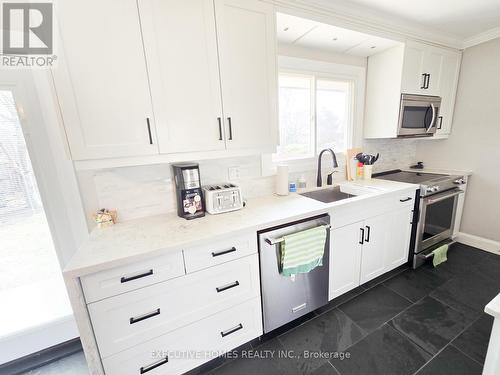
[64,179,418,278]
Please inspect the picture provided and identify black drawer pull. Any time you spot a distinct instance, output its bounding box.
[146,118,153,145]
[365,226,371,243]
[121,269,154,283]
[217,117,223,140]
[359,228,364,245]
[221,323,243,337]
[211,247,236,257]
[140,356,168,374]
[130,308,161,325]
[216,281,240,293]
[400,197,412,202]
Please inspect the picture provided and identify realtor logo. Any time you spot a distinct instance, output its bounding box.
[3,2,53,55]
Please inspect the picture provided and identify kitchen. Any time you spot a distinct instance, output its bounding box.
[1,1,500,375]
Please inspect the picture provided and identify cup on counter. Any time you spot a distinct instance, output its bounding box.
[364,165,373,180]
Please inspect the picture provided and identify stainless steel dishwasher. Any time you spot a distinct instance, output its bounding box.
[258,214,330,333]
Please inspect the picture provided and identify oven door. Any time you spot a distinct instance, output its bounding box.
[398,95,441,137]
[416,188,464,253]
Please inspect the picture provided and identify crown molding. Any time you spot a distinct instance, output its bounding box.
[462,26,500,49]
[268,0,464,50]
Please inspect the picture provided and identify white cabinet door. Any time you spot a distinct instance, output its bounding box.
[384,207,413,271]
[401,42,426,94]
[360,213,392,284]
[422,48,444,96]
[54,0,158,160]
[329,222,363,300]
[214,0,278,150]
[436,51,461,137]
[138,0,226,154]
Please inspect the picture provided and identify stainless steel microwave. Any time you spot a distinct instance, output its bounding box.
[398,94,441,137]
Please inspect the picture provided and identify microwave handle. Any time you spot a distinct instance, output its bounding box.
[426,104,436,133]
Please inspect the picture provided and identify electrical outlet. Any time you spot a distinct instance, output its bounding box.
[228,166,241,181]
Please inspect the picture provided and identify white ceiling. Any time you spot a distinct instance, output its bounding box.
[332,0,500,39]
[277,13,401,57]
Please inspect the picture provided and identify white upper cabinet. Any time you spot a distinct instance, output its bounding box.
[401,41,452,97]
[56,0,278,162]
[214,0,278,150]
[138,0,226,154]
[436,52,461,137]
[365,40,461,139]
[53,0,158,160]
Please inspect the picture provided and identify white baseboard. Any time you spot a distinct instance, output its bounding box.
[456,232,500,255]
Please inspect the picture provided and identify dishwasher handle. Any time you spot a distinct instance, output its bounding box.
[264,224,331,246]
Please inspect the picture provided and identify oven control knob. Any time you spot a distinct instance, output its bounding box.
[453,178,466,185]
[426,186,434,193]
[433,186,440,192]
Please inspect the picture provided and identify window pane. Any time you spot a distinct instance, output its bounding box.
[275,75,313,160]
[316,79,350,152]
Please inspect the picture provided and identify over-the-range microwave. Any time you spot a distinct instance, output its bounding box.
[398,94,442,137]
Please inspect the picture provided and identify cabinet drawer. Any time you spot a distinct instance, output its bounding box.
[102,297,262,375]
[183,232,256,273]
[81,251,184,303]
[89,254,260,358]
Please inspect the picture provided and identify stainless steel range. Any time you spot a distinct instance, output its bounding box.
[375,169,467,268]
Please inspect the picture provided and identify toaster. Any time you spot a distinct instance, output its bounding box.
[203,183,243,214]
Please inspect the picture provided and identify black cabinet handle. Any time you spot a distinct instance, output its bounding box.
[216,281,240,293]
[121,269,154,283]
[217,117,223,140]
[400,197,412,202]
[140,357,168,374]
[212,247,236,257]
[146,118,153,145]
[130,308,161,325]
[359,228,365,245]
[365,226,371,243]
[221,323,243,337]
[420,74,427,89]
[227,117,233,140]
[426,74,431,89]
[437,116,443,130]
[215,280,240,293]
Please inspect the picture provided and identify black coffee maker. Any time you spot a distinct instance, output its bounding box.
[172,163,205,220]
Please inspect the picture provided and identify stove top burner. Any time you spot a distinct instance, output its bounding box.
[374,170,447,184]
[373,169,466,196]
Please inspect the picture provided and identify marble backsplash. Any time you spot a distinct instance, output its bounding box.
[77,138,417,227]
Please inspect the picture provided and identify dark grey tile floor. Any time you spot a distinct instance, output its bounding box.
[20,243,499,375]
[207,243,500,375]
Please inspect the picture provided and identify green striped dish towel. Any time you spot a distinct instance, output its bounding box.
[281,225,327,277]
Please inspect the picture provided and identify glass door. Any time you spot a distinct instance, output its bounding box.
[419,189,461,251]
[0,89,77,364]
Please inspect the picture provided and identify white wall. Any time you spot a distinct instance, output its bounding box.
[416,38,500,242]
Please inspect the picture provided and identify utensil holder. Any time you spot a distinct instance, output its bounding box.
[364,165,373,180]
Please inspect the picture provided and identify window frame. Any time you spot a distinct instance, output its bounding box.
[262,56,366,176]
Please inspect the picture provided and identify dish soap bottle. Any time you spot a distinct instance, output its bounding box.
[357,162,364,179]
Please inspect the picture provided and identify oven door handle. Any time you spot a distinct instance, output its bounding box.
[426,103,436,133]
[425,189,463,204]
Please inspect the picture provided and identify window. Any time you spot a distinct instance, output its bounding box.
[274,72,353,161]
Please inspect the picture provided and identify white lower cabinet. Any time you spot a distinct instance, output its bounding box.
[359,213,394,284]
[384,207,413,270]
[102,298,262,375]
[329,196,415,298]
[329,222,363,300]
[89,255,260,358]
